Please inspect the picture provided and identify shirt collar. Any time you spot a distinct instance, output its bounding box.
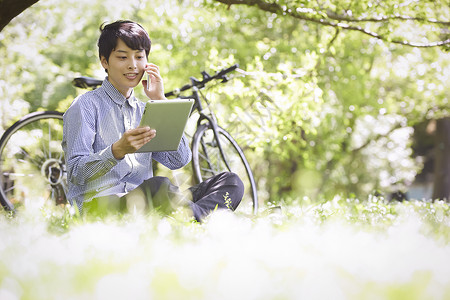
[102,77,138,108]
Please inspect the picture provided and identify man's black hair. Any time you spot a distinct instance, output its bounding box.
[98,20,151,62]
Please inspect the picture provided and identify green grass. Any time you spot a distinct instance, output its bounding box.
[0,197,449,300]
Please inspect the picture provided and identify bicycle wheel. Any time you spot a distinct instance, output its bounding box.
[192,123,258,214]
[0,111,67,212]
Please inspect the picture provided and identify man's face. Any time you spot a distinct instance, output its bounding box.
[101,38,148,98]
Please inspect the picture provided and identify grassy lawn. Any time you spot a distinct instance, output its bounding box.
[0,197,449,300]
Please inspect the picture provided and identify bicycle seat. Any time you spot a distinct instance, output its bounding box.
[72,76,103,89]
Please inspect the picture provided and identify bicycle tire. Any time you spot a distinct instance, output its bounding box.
[191,123,258,214]
[0,111,67,212]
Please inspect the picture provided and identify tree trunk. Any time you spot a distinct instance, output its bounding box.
[432,117,450,201]
[0,0,39,32]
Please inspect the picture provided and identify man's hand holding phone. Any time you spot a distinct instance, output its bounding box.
[142,63,166,100]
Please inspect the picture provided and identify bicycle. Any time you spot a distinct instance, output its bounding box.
[0,65,258,215]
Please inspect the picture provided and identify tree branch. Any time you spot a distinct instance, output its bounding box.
[325,10,450,26]
[212,0,450,48]
[352,122,404,154]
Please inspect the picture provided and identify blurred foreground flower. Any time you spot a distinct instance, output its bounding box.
[0,199,449,300]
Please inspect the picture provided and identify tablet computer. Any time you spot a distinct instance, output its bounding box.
[136,98,194,152]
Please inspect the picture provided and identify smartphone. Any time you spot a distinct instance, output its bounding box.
[146,72,150,90]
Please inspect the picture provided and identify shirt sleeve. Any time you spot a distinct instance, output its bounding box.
[62,97,119,186]
[152,134,192,170]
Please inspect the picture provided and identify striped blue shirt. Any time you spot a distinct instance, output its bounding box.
[62,78,191,211]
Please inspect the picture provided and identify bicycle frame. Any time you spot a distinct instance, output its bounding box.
[190,85,234,174]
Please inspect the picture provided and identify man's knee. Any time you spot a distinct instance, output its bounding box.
[222,172,244,191]
[140,176,180,213]
[143,176,172,191]
[220,172,244,210]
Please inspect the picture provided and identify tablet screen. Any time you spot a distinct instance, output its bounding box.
[136,99,194,152]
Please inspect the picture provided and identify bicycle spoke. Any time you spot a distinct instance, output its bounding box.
[200,167,216,173]
[41,124,51,159]
[200,139,215,172]
[16,146,41,169]
[1,172,35,178]
[48,121,52,158]
[213,142,227,171]
[4,185,16,194]
[50,186,55,202]
[199,164,217,173]
[197,147,214,162]
[57,151,64,161]
[221,152,234,173]
[61,182,68,197]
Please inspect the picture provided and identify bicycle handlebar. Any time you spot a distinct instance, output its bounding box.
[165,64,239,97]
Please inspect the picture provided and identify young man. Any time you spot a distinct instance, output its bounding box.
[62,20,243,221]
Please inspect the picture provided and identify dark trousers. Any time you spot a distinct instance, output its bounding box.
[84,172,244,222]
